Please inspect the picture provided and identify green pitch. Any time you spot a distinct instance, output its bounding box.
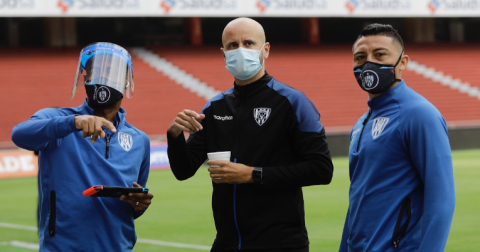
[0,149,479,251]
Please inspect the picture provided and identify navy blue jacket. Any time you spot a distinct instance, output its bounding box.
[168,74,333,250]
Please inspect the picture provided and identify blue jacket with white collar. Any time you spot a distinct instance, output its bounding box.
[340,80,455,252]
[12,99,150,252]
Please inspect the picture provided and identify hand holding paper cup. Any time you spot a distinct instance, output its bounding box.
[207,151,231,167]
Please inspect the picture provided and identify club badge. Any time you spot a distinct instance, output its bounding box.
[254,108,271,126]
[372,117,389,139]
[118,132,133,151]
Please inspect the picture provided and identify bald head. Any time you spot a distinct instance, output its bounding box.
[220,17,270,85]
[222,17,266,49]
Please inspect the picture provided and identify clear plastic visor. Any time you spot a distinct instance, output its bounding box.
[71,43,134,99]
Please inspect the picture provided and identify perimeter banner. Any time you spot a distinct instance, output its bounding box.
[149,143,171,170]
[0,144,171,179]
[0,150,38,179]
[1,0,479,17]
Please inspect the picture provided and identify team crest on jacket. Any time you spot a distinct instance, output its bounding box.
[118,132,133,151]
[254,108,271,126]
[372,117,389,139]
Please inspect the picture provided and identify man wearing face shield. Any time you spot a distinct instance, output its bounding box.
[339,24,455,252]
[167,18,334,251]
[12,42,153,251]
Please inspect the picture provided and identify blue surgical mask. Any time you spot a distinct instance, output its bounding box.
[224,44,265,80]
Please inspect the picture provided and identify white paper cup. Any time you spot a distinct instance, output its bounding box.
[207,151,231,167]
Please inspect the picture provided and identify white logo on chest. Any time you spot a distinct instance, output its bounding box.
[372,117,389,139]
[118,132,133,151]
[253,108,271,126]
[213,115,233,121]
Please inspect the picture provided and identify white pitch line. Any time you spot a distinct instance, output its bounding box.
[137,239,210,250]
[0,222,37,231]
[0,241,39,250]
[0,222,211,251]
[10,241,39,249]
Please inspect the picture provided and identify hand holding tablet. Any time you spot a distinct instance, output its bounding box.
[83,185,149,198]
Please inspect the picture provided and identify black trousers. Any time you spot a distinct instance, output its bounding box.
[211,246,309,252]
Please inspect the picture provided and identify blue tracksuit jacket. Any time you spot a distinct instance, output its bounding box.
[340,81,455,251]
[11,99,150,252]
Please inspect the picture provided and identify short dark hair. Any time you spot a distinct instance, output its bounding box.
[355,23,404,50]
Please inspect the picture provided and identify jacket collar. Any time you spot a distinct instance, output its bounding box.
[80,98,126,130]
[233,72,273,97]
[367,80,406,110]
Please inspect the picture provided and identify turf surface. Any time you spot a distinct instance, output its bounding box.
[0,149,478,251]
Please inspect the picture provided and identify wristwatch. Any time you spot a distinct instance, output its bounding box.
[252,167,262,184]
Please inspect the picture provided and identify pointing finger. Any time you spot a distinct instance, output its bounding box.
[82,121,91,138]
[103,119,116,133]
[183,109,201,118]
[196,114,206,120]
[92,121,106,143]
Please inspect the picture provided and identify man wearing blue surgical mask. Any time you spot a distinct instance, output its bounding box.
[167,18,334,251]
[339,24,455,252]
[221,20,269,84]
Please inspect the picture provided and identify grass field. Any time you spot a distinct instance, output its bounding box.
[1,149,479,251]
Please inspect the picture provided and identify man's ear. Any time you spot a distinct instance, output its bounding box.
[398,54,410,72]
[263,42,270,59]
[220,47,226,61]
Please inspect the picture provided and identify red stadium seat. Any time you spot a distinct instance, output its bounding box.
[1,44,479,144]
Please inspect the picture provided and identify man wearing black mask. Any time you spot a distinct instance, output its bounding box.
[340,24,456,252]
[12,42,153,251]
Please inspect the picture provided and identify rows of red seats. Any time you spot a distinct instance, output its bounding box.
[1,44,479,144]
[0,48,207,144]
[152,44,480,131]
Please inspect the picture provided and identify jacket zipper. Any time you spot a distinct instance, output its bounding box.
[392,198,412,248]
[105,131,114,159]
[233,158,242,250]
[233,184,241,250]
[356,109,372,152]
[48,190,56,237]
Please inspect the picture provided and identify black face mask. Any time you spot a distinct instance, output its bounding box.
[354,52,403,94]
[85,84,123,107]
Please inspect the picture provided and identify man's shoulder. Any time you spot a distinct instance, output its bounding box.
[398,88,441,119]
[269,79,302,94]
[32,105,85,120]
[268,79,322,132]
[121,122,150,144]
[267,79,310,106]
[202,88,234,111]
[394,86,446,131]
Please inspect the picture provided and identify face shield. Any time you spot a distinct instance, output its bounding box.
[71,42,134,100]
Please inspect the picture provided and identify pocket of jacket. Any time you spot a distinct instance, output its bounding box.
[49,190,56,237]
[391,198,411,248]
